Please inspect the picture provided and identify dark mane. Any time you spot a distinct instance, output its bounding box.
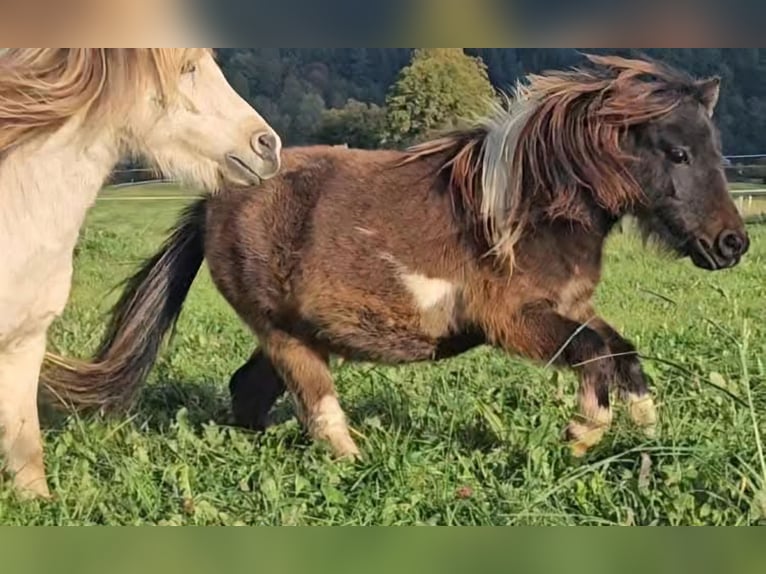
[401,53,713,265]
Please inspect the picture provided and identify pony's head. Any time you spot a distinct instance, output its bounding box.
[0,49,281,190]
[511,53,748,271]
[408,53,748,272]
[618,64,748,270]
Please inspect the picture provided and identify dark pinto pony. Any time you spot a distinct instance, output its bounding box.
[44,55,749,459]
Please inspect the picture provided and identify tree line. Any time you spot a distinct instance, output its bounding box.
[214,48,766,156]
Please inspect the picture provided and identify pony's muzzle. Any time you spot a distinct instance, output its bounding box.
[692,228,749,270]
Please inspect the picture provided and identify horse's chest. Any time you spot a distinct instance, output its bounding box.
[0,245,73,349]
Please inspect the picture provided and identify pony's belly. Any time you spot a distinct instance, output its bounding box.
[321,336,439,364]
[282,312,435,364]
[317,331,485,365]
[307,317,484,365]
[291,272,476,364]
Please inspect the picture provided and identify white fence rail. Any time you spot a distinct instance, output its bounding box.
[730,189,766,197]
[730,188,766,221]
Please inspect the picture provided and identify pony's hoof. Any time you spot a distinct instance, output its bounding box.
[230,408,272,433]
[311,396,360,460]
[569,441,589,458]
[627,394,658,438]
[640,423,658,440]
[332,437,361,461]
[565,421,606,458]
[14,476,52,501]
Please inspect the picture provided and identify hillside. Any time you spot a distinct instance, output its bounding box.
[215,48,766,155]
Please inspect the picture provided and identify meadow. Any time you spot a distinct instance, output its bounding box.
[1,183,765,525]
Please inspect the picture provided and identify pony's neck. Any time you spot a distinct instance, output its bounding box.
[0,116,120,255]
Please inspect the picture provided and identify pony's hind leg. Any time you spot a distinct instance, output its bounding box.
[263,331,360,459]
[229,348,286,431]
[0,333,50,498]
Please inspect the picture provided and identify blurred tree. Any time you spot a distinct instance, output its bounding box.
[383,49,497,146]
[293,93,326,143]
[314,100,386,149]
[215,48,766,153]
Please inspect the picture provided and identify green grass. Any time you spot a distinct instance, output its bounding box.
[2,187,765,525]
[98,182,197,199]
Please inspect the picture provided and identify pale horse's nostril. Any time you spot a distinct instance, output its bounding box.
[252,131,279,161]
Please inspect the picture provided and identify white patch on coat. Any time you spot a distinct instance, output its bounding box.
[401,273,456,311]
[378,254,461,337]
[354,226,377,237]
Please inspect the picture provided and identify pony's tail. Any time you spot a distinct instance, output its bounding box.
[41,199,208,412]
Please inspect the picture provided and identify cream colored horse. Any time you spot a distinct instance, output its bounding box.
[0,48,282,499]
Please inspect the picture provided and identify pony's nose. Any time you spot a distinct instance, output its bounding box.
[716,229,749,261]
[252,131,281,164]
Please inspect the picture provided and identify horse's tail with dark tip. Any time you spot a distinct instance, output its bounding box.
[41,198,208,412]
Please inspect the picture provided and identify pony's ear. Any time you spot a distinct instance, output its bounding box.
[697,76,721,118]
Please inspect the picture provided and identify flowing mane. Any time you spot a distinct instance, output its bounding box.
[0,48,210,154]
[404,54,711,266]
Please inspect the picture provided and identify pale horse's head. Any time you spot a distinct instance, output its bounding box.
[120,49,281,190]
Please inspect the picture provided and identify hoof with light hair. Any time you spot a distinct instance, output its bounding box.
[566,421,609,458]
[628,394,658,438]
[310,396,361,459]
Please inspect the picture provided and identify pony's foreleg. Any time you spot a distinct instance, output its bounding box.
[263,332,360,459]
[497,305,618,457]
[229,347,286,431]
[0,333,50,498]
[586,317,657,438]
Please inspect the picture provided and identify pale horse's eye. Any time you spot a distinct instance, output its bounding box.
[182,62,197,75]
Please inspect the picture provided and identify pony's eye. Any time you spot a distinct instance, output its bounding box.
[182,62,197,75]
[668,147,689,164]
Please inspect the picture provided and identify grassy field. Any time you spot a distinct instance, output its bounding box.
[1,185,765,525]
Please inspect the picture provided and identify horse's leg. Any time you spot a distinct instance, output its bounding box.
[0,332,50,498]
[263,331,359,458]
[587,317,657,437]
[229,347,286,431]
[495,305,617,457]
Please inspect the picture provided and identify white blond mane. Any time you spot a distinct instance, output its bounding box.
[479,86,539,260]
[401,86,541,270]
[0,48,207,155]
